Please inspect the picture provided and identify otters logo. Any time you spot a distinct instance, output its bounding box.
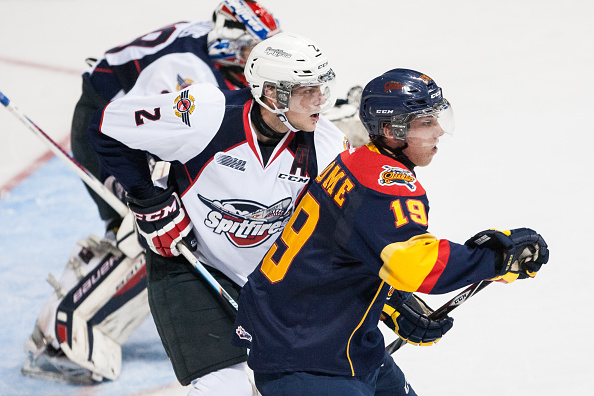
[384,81,404,92]
[378,165,417,191]
[199,195,293,248]
[173,89,195,127]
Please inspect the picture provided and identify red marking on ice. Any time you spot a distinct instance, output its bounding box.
[0,136,71,198]
[0,56,81,76]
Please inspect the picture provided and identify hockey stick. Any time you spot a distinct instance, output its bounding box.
[386,279,492,354]
[0,90,238,311]
[0,91,129,217]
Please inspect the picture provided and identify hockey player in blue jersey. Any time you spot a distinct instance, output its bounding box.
[232,69,550,395]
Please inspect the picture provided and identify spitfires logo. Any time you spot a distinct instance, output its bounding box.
[199,195,293,248]
[173,89,195,127]
[378,165,417,191]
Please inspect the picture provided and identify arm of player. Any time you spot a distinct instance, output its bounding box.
[88,83,227,198]
[378,233,499,294]
[378,229,548,294]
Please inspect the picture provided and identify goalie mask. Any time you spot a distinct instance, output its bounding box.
[359,69,454,144]
[207,0,280,67]
[244,32,337,130]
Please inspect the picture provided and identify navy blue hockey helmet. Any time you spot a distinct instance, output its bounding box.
[359,69,453,141]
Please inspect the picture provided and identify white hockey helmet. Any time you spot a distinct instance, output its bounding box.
[244,32,337,119]
[207,0,280,67]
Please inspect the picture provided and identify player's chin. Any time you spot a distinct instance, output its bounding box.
[301,113,319,132]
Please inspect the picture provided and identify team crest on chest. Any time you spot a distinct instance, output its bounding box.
[378,165,417,191]
[199,195,293,248]
[173,89,195,127]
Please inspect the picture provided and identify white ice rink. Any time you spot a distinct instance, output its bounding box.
[1,0,594,395]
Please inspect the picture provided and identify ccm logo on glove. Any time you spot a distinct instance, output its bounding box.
[131,200,179,222]
[126,186,197,257]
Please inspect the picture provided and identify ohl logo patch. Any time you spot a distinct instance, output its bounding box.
[378,165,417,191]
[173,89,195,127]
[199,195,293,248]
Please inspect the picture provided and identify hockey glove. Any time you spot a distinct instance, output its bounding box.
[380,289,454,346]
[126,186,197,257]
[465,228,549,283]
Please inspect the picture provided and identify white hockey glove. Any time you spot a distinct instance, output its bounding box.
[325,86,369,147]
[324,85,362,121]
[126,186,197,257]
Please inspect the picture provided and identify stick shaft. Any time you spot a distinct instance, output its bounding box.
[0,91,128,217]
[386,280,492,354]
[0,90,238,311]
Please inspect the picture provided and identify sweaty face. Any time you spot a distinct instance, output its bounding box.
[402,116,445,167]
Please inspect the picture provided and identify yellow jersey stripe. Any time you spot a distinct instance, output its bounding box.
[346,281,385,376]
[379,233,441,292]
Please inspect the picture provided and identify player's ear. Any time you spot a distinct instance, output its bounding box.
[382,122,392,139]
[263,85,277,106]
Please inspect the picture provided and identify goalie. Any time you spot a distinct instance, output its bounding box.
[22,214,147,384]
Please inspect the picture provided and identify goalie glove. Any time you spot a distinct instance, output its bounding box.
[126,186,197,257]
[465,228,549,284]
[380,289,454,346]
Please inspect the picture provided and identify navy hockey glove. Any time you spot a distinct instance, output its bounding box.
[126,186,197,257]
[465,228,549,283]
[380,289,454,346]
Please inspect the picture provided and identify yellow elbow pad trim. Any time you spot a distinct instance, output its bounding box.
[379,233,440,291]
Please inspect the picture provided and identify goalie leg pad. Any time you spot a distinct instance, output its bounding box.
[26,234,150,382]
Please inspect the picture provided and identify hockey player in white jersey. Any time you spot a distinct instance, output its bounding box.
[72,0,280,235]
[88,32,349,395]
[22,0,281,386]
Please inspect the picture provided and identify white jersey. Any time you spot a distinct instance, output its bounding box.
[90,83,350,285]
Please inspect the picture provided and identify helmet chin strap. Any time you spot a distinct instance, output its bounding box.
[254,96,300,133]
[271,103,299,133]
[251,102,288,140]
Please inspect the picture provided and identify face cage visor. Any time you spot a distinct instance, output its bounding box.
[390,99,455,145]
[210,33,258,66]
[262,69,337,115]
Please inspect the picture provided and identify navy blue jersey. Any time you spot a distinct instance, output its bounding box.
[233,142,499,376]
[85,21,235,102]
